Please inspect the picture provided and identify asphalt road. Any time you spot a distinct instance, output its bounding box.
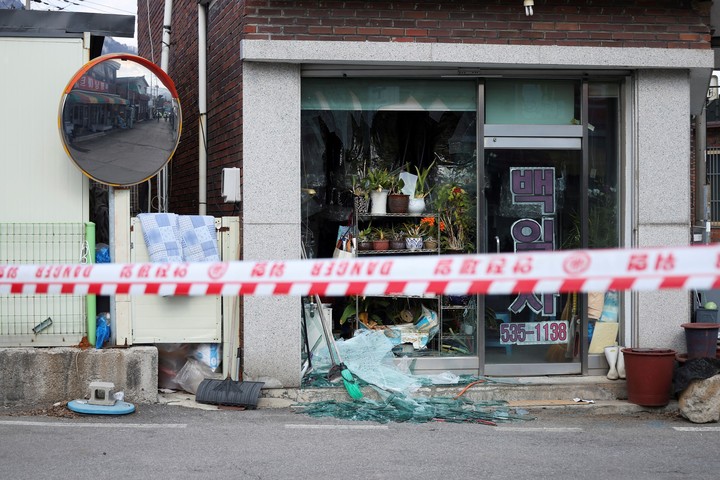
[1,403,718,480]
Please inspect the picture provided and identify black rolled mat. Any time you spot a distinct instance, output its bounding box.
[195,378,265,408]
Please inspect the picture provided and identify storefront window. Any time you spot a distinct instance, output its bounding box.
[301,78,477,357]
[485,79,580,125]
[301,76,621,374]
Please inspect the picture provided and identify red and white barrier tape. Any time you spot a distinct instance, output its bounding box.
[1,244,720,297]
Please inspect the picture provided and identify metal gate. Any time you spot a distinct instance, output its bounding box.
[707,148,720,222]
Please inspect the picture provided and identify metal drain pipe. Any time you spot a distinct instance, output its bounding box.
[198,2,208,215]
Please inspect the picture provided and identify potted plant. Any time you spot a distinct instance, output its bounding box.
[388,225,406,250]
[367,167,392,215]
[371,226,390,251]
[420,216,438,250]
[434,183,474,253]
[387,176,409,213]
[438,214,467,253]
[409,160,435,214]
[357,223,373,251]
[403,222,426,250]
[351,173,371,214]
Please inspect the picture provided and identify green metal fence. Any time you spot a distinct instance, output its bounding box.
[0,222,94,346]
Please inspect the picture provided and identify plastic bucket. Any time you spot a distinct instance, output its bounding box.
[694,308,718,323]
[681,323,720,359]
[621,348,676,407]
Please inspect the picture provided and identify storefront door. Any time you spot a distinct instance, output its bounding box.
[482,148,583,375]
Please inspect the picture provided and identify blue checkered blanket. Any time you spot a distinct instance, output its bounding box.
[138,213,219,262]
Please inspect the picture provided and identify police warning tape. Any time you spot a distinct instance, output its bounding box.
[2,244,720,297]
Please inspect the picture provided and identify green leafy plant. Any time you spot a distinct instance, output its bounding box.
[388,175,406,195]
[352,173,371,200]
[434,184,474,252]
[413,160,435,199]
[562,186,618,249]
[372,226,388,241]
[357,222,373,242]
[388,225,404,241]
[367,167,393,192]
[339,296,391,325]
[402,221,427,238]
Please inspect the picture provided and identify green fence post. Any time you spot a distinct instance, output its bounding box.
[85,222,96,346]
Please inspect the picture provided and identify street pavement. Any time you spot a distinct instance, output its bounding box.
[1,398,718,480]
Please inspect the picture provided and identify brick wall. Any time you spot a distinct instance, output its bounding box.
[243,0,710,48]
[139,0,711,214]
[138,0,243,216]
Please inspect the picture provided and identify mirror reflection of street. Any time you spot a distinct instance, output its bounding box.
[59,56,181,186]
[65,114,178,185]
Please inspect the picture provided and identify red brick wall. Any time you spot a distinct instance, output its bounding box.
[138,0,712,214]
[138,0,243,216]
[243,0,710,48]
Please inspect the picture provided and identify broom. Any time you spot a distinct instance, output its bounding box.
[312,293,363,400]
[300,242,362,399]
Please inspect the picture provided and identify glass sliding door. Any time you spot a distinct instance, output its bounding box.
[481,79,621,376]
[483,148,582,373]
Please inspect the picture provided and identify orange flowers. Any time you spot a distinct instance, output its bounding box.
[420,217,435,228]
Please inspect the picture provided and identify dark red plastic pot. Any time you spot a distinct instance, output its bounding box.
[621,348,676,407]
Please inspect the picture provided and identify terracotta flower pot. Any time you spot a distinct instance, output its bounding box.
[621,348,676,407]
[372,239,390,251]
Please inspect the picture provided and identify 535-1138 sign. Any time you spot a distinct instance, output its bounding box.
[499,320,569,345]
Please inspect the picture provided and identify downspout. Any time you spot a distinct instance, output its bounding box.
[161,1,173,73]
[198,2,208,215]
[159,0,174,213]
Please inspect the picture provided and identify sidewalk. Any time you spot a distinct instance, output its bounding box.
[158,375,680,417]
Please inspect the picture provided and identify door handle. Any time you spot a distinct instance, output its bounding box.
[495,236,500,254]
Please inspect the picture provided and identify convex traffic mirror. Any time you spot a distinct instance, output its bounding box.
[59,54,182,186]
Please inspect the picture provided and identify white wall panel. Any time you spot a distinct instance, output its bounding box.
[0,38,89,223]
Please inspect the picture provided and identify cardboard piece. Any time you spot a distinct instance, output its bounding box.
[588,292,604,319]
[588,321,619,354]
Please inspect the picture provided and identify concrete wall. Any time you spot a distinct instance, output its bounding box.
[0,347,158,407]
[635,70,692,351]
[242,62,301,387]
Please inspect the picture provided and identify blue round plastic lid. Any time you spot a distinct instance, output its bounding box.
[67,399,135,415]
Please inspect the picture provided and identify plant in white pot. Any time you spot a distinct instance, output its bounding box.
[409,160,435,214]
[367,167,392,215]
